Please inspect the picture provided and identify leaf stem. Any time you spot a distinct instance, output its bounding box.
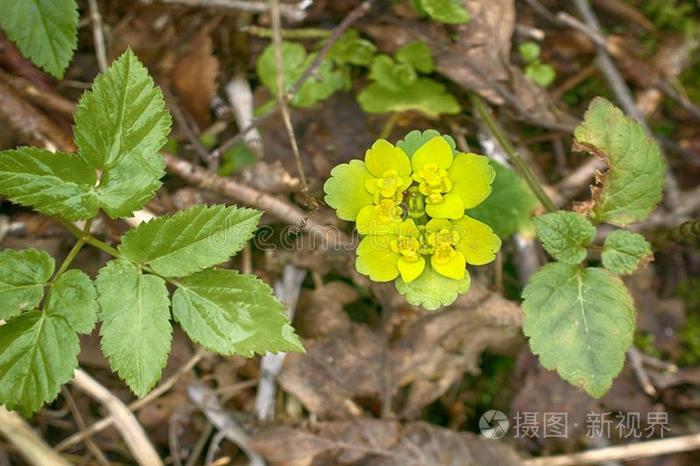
[380,113,399,139]
[470,93,557,213]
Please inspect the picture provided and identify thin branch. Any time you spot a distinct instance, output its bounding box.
[87,0,108,73]
[0,406,72,466]
[62,387,111,466]
[139,0,308,22]
[71,369,163,466]
[524,433,700,466]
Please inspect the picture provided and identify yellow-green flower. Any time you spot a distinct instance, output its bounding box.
[411,136,495,220]
[323,139,411,234]
[355,216,501,283]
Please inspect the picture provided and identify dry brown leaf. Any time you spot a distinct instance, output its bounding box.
[250,419,524,466]
[171,32,219,129]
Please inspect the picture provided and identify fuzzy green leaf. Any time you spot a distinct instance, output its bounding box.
[0,248,54,320]
[256,41,347,108]
[469,161,538,238]
[118,204,261,277]
[396,262,471,311]
[172,269,303,356]
[602,230,652,275]
[96,260,172,397]
[47,270,98,334]
[74,49,171,170]
[0,148,98,221]
[417,0,471,24]
[534,211,596,264]
[396,41,434,73]
[522,263,635,398]
[358,78,460,118]
[396,129,456,157]
[0,311,80,414]
[0,0,78,78]
[574,97,665,226]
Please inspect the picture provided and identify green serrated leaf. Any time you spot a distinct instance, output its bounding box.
[74,49,171,170]
[396,262,471,311]
[396,129,456,157]
[47,270,98,334]
[0,311,80,414]
[574,97,666,226]
[522,263,635,398]
[396,41,434,74]
[418,0,471,24]
[328,29,376,66]
[256,41,346,108]
[0,248,54,320]
[469,161,538,238]
[602,230,652,275]
[172,269,303,356]
[96,260,172,397]
[534,211,596,264]
[0,0,78,78]
[0,148,98,221]
[95,147,165,218]
[119,204,261,277]
[358,78,460,118]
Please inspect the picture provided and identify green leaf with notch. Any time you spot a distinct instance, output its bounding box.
[396,262,471,311]
[47,270,98,334]
[522,262,635,398]
[602,230,652,275]
[369,55,417,91]
[396,129,456,157]
[172,269,303,356]
[0,248,54,320]
[328,29,376,66]
[396,41,434,74]
[534,211,596,264]
[96,260,172,397]
[118,204,261,278]
[0,310,80,415]
[358,78,460,118]
[0,148,98,221]
[469,161,538,238]
[574,97,665,226]
[74,49,171,170]
[0,0,78,78]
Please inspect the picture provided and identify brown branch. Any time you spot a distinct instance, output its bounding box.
[0,406,72,466]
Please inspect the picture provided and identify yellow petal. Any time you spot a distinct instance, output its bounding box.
[323,160,375,221]
[431,251,466,280]
[412,136,453,172]
[425,192,464,219]
[425,217,452,234]
[356,235,400,282]
[454,216,502,265]
[398,256,426,283]
[365,139,411,177]
[449,153,495,209]
[356,205,400,235]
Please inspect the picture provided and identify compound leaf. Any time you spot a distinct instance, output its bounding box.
[534,211,596,264]
[0,311,80,415]
[574,97,665,226]
[0,248,54,320]
[396,262,471,311]
[74,49,171,170]
[96,260,172,397]
[522,263,635,398]
[602,230,652,275]
[0,0,78,78]
[0,148,98,221]
[47,269,98,334]
[118,204,261,278]
[172,269,303,356]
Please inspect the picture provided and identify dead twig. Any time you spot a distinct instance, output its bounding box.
[139,0,309,22]
[627,347,657,397]
[87,0,108,73]
[61,387,111,466]
[71,369,163,466]
[523,433,700,466]
[0,406,73,466]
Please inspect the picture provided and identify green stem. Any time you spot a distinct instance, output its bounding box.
[379,113,399,139]
[43,220,93,310]
[470,93,557,213]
